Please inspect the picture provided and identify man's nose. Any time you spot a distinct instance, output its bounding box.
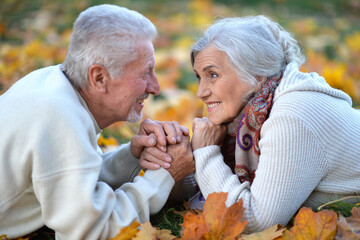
[146,73,160,95]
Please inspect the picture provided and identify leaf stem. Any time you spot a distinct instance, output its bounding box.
[317,196,360,211]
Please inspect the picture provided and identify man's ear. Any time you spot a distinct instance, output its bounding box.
[88,64,108,93]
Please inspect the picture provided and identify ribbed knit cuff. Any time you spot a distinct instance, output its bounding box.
[194,145,221,169]
[143,168,175,196]
[119,143,139,162]
[193,145,227,197]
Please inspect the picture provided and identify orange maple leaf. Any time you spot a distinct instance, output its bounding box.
[180,192,248,240]
[278,207,337,240]
[336,206,360,239]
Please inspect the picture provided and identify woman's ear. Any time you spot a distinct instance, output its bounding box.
[256,76,267,83]
[88,64,108,93]
[254,76,266,92]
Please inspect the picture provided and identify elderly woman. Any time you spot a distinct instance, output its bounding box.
[189,15,360,232]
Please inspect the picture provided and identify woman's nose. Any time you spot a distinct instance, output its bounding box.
[196,81,211,100]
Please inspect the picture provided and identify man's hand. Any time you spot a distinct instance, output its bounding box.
[166,135,195,182]
[138,133,172,169]
[191,117,226,151]
[130,119,189,159]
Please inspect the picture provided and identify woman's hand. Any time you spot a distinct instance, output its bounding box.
[191,117,226,151]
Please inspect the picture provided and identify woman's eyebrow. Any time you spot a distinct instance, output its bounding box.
[203,65,219,72]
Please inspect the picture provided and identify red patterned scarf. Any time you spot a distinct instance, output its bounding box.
[222,72,282,183]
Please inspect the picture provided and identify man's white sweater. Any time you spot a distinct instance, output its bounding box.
[194,63,360,232]
[0,65,175,239]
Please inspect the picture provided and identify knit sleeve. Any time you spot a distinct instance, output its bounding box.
[194,113,327,232]
[99,143,142,189]
[31,104,174,240]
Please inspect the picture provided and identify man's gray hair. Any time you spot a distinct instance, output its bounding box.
[61,4,157,89]
[191,15,305,85]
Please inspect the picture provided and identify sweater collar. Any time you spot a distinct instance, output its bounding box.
[73,89,102,135]
[60,65,102,135]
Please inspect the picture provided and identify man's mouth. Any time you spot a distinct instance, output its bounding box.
[136,93,149,105]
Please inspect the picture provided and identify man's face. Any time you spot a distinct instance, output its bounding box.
[105,40,160,123]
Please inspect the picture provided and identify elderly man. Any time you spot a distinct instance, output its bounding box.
[0,4,194,239]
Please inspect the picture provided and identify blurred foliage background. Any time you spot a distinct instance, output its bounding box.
[1,0,360,147]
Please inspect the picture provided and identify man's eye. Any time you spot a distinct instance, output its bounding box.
[210,72,218,78]
[195,74,201,82]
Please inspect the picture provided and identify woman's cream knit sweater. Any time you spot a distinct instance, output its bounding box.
[194,63,360,232]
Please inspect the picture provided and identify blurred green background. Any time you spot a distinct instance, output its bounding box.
[1,0,359,146]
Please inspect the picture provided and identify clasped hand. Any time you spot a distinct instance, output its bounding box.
[131,118,226,181]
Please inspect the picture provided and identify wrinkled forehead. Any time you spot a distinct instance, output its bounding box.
[193,46,228,71]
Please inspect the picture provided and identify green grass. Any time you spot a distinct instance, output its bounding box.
[150,205,185,237]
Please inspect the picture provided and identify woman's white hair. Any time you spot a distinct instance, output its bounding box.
[191,15,305,85]
[61,4,157,89]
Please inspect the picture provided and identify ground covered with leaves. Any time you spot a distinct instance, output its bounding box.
[2,192,359,240]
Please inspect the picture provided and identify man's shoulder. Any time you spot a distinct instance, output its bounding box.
[1,65,90,126]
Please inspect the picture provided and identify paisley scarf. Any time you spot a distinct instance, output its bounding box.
[223,71,283,183]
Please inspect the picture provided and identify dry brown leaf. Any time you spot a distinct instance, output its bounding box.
[279,207,337,240]
[133,221,157,240]
[180,192,248,240]
[110,221,140,240]
[241,224,285,240]
[156,229,177,240]
[336,206,360,240]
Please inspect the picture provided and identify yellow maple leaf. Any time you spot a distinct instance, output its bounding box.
[133,222,157,240]
[278,207,337,240]
[110,221,139,240]
[156,229,177,240]
[241,224,285,240]
[180,192,248,240]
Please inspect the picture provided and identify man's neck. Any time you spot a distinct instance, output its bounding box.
[77,88,109,130]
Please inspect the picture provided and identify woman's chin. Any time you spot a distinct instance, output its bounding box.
[208,116,226,125]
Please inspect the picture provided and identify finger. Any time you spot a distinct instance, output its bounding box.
[130,135,157,158]
[140,119,167,147]
[139,159,161,170]
[140,151,171,169]
[192,118,201,131]
[145,146,172,163]
[180,126,190,136]
[171,121,183,143]
[136,134,157,147]
[156,121,177,144]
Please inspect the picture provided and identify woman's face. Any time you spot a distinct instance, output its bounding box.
[193,45,254,125]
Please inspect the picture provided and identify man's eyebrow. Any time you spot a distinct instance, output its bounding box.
[203,65,218,72]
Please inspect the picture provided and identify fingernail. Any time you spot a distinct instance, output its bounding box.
[164,163,171,168]
[160,146,166,152]
[177,136,182,142]
[154,164,160,169]
[165,156,172,162]
[149,138,155,145]
[172,137,176,143]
